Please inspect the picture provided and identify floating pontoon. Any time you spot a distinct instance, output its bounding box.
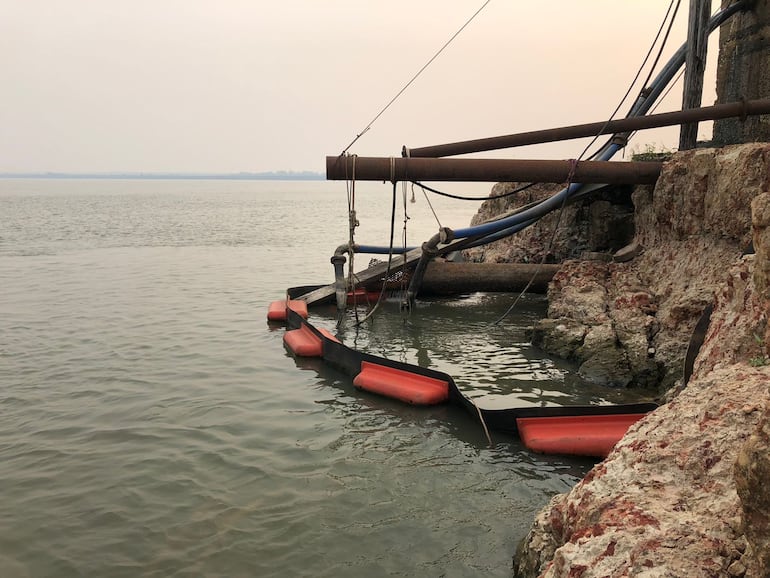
[268,299,656,458]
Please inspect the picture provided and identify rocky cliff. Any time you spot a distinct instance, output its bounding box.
[471,143,770,576]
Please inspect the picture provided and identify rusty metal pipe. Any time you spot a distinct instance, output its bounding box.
[403,98,770,158]
[326,156,662,184]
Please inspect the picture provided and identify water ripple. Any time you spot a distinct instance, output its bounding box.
[0,180,596,577]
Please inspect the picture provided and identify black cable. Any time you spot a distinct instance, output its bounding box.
[494,2,683,325]
[410,180,537,201]
[639,0,682,99]
[584,0,681,161]
[352,181,399,327]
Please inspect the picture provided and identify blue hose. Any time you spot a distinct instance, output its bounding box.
[353,244,415,255]
[352,2,746,254]
[444,2,745,243]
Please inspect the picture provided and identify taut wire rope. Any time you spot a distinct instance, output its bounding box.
[582,0,681,161]
[492,161,577,325]
[339,0,492,156]
[627,68,686,147]
[494,0,682,325]
[420,185,443,231]
[401,148,447,235]
[637,0,682,106]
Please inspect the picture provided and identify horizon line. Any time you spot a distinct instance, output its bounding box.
[0,170,325,181]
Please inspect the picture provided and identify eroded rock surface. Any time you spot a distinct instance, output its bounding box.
[515,364,770,578]
[526,144,770,392]
[735,403,770,578]
[464,182,635,265]
[509,145,770,576]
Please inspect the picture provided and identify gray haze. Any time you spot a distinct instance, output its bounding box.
[2,1,718,174]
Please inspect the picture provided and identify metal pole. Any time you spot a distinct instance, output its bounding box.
[326,156,662,184]
[680,0,712,150]
[403,98,770,157]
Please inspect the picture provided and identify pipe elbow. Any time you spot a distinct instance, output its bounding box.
[332,245,350,262]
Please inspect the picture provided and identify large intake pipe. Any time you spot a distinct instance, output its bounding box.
[326,156,662,184]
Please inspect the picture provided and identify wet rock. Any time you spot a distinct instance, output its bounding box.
[576,324,631,388]
[528,318,586,360]
[522,144,770,391]
[512,144,770,576]
[515,364,770,577]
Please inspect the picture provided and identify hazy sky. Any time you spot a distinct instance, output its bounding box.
[2,1,721,173]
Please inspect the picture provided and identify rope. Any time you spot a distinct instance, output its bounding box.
[420,185,443,231]
[398,157,413,319]
[492,180,573,325]
[340,0,493,155]
[472,401,493,446]
[583,0,682,161]
[494,1,684,325]
[401,181,411,319]
[616,0,682,152]
[650,68,685,115]
[638,0,682,105]
[353,181,400,327]
[347,155,358,249]
[627,68,685,145]
[345,155,361,323]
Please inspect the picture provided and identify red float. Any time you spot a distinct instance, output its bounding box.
[516,413,646,458]
[353,361,449,405]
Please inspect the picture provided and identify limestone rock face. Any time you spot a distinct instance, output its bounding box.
[732,191,770,578]
[515,365,770,578]
[513,144,770,576]
[735,403,770,578]
[464,182,635,265]
[526,144,770,391]
[636,145,770,249]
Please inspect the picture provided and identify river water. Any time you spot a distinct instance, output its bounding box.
[1,178,613,577]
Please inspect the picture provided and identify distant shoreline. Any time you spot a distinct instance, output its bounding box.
[0,171,325,181]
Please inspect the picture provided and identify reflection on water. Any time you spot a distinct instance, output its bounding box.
[316,292,654,410]
[1,179,609,577]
